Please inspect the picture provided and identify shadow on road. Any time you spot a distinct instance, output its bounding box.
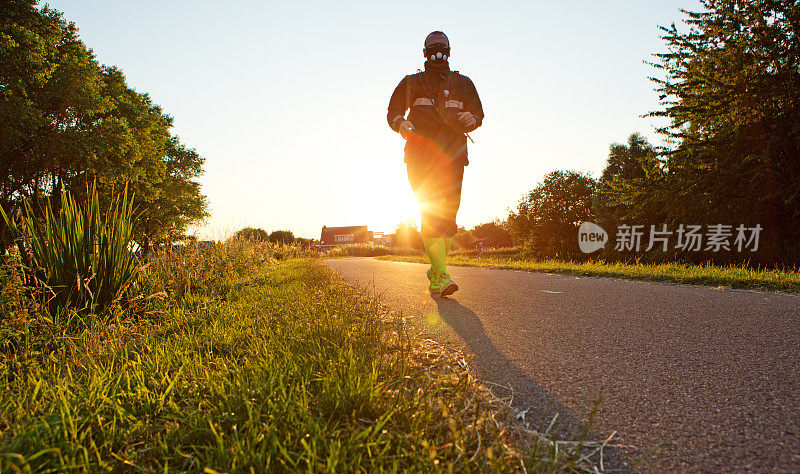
[431,296,581,434]
[431,296,631,468]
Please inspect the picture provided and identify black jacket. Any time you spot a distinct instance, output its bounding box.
[387,62,484,166]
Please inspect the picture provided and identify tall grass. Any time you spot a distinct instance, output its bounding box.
[138,236,314,303]
[0,186,138,315]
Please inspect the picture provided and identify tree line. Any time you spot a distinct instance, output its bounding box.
[233,227,317,247]
[1,1,207,255]
[507,0,800,266]
[391,220,512,251]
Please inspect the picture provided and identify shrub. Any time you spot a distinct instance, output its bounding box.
[471,221,513,248]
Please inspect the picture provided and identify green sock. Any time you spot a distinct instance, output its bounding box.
[423,237,446,275]
[444,237,453,254]
[443,237,453,273]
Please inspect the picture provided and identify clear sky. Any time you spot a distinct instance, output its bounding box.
[46,0,701,239]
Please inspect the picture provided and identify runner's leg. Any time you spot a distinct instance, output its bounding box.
[407,161,445,276]
[441,164,464,273]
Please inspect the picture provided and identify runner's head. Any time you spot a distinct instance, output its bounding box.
[424,31,450,65]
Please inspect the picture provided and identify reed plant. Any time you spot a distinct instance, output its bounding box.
[0,185,139,315]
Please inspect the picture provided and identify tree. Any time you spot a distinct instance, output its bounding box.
[394,221,423,249]
[1,1,106,251]
[650,0,800,263]
[235,227,269,242]
[594,133,667,229]
[269,230,295,244]
[453,226,477,250]
[600,133,653,184]
[0,1,208,254]
[471,221,513,248]
[507,170,596,259]
[133,137,208,253]
[294,237,318,248]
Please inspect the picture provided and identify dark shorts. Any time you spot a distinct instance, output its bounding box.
[406,159,465,238]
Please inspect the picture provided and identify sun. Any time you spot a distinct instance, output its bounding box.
[367,188,419,235]
[353,162,420,235]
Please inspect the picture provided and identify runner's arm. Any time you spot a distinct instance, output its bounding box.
[461,76,484,133]
[387,76,411,132]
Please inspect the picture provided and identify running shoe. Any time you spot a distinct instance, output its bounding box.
[428,270,441,294]
[439,272,458,297]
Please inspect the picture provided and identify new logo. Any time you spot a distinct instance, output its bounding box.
[578,222,608,253]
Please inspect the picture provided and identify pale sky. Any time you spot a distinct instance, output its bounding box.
[46,0,701,239]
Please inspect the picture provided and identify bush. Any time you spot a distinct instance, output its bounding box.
[453,227,477,250]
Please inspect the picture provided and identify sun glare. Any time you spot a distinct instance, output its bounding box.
[362,181,420,234]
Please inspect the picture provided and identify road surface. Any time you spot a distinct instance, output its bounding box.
[325,257,800,472]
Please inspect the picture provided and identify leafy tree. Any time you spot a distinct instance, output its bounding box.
[394,221,423,249]
[0,1,207,254]
[453,226,477,250]
[650,0,800,263]
[235,227,269,242]
[294,237,318,248]
[471,221,513,248]
[269,230,295,244]
[595,133,667,230]
[133,137,207,253]
[507,170,596,259]
[600,133,653,184]
[1,0,104,250]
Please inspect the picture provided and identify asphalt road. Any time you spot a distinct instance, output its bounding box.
[325,257,800,472]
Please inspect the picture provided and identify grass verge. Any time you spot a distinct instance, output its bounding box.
[1,242,613,472]
[322,243,422,258]
[376,254,800,292]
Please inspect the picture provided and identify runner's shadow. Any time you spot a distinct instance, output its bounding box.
[431,297,583,436]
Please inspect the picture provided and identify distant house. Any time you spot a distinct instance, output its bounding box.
[372,231,392,246]
[318,225,374,249]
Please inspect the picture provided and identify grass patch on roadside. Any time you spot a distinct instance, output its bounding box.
[323,243,422,258]
[376,254,800,292]
[1,240,613,472]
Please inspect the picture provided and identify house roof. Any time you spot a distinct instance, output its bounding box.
[321,225,368,236]
[320,225,371,244]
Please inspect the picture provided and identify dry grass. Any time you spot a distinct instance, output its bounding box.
[403,335,626,472]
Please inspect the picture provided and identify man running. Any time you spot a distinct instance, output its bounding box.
[387,31,484,296]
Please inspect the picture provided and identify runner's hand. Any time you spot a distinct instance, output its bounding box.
[456,112,478,132]
[398,120,415,139]
[456,112,477,130]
